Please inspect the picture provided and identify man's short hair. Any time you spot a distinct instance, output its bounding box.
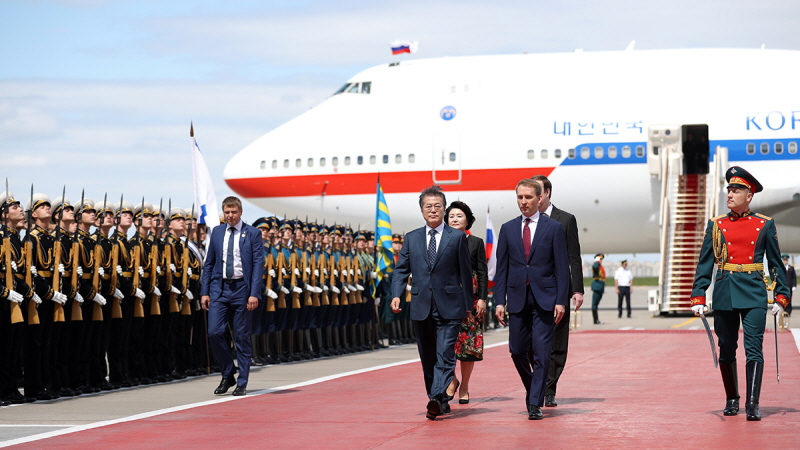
[531,174,552,198]
[221,196,242,210]
[418,186,446,208]
[516,178,542,196]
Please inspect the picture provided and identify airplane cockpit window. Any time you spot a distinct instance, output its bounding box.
[541,149,548,159]
[567,148,576,159]
[554,149,562,159]
[334,83,351,95]
[272,160,278,169]
[370,155,376,164]
[408,153,415,163]
[347,83,360,94]
[608,146,617,158]
[775,143,783,155]
[788,142,797,154]
[395,154,402,163]
[621,145,631,158]
[357,156,363,165]
[580,147,590,159]
[382,155,389,164]
[361,82,371,94]
[760,143,769,154]
[307,158,314,167]
[283,159,289,168]
[594,146,604,159]
[527,150,535,159]
[260,160,266,169]
[449,152,456,162]
[635,145,645,157]
[746,143,755,155]
[320,157,327,166]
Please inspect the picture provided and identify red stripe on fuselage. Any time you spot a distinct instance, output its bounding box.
[226,167,555,198]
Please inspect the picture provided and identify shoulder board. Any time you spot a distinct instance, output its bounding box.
[31,228,42,236]
[711,214,727,221]
[755,213,773,221]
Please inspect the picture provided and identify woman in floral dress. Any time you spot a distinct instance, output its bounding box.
[444,201,488,404]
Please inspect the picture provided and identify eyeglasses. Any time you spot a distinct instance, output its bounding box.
[423,204,443,211]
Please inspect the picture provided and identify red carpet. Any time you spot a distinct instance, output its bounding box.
[11,330,800,449]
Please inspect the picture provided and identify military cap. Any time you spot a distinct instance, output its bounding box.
[726,166,763,193]
[184,208,198,220]
[280,218,294,231]
[253,217,270,229]
[133,202,154,219]
[317,224,329,235]
[595,253,605,259]
[354,231,367,241]
[307,221,318,233]
[344,226,353,236]
[0,191,20,211]
[25,193,51,212]
[168,207,186,221]
[621,259,628,264]
[782,254,790,259]
[301,221,310,233]
[392,233,403,243]
[114,200,134,217]
[95,199,114,216]
[76,198,96,214]
[51,196,73,216]
[332,224,344,236]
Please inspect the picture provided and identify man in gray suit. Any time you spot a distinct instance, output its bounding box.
[391,186,473,420]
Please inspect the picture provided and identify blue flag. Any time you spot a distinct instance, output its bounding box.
[374,182,394,286]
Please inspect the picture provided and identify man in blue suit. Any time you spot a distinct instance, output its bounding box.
[391,186,473,420]
[494,178,570,420]
[201,196,265,396]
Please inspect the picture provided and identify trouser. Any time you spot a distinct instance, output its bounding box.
[715,308,766,364]
[208,279,253,387]
[546,306,570,396]
[617,286,631,317]
[413,299,460,401]
[509,286,555,408]
[591,290,603,310]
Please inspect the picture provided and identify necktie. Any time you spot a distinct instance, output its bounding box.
[226,227,235,279]
[427,229,437,266]
[523,218,531,260]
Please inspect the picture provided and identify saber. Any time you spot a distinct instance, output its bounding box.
[699,313,718,368]
[774,313,780,383]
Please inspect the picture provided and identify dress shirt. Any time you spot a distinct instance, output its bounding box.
[614,267,634,286]
[425,222,445,253]
[542,203,553,217]
[222,221,244,279]
[521,211,540,245]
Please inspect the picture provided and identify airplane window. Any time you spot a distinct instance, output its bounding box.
[409,153,415,163]
[594,146,604,159]
[580,147,590,159]
[382,155,389,164]
[370,155,376,164]
[567,148,576,159]
[307,158,314,167]
[395,154,402,163]
[635,145,645,157]
[746,143,755,155]
[608,146,617,158]
[320,157,326,166]
[283,159,289,168]
[789,142,797,154]
[357,156,363,165]
[760,143,769,155]
[775,143,783,155]
[527,150,535,159]
[361,82,371,94]
[272,160,277,169]
[260,160,266,169]
[621,145,631,158]
[541,149,548,159]
[295,158,302,168]
[347,83,360,94]
[554,149,562,159]
[344,156,351,165]
[333,157,339,166]
[449,152,456,162]
[334,83,350,95]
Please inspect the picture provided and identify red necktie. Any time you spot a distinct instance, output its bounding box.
[523,218,531,260]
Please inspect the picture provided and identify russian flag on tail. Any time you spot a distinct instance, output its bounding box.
[485,207,497,288]
[190,123,219,248]
[390,40,418,55]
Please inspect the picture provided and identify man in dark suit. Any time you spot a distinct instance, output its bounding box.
[783,254,796,316]
[495,178,570,420]
[391,186,473,420]
[531,175,584,408]
[201,196,265,396]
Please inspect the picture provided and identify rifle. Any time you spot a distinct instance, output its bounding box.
[328,250,339,306]
[301,248,313,307]
[165,199,179,313]
[150,197,162,316]
[52,185,66,322]
[265,251,275,312]
[110,193,123,319]
[317,251,329,306]
[3,179,23,323]
[24,184,40,325]
[339,252,349,306]
[92,193,107,321]
[69,189,84,321]
[276,247,287,309]
[309,251,320,307]
[290,251,301,309]
[180,204,194,315]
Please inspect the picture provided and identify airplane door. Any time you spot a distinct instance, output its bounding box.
[432,132,462,184]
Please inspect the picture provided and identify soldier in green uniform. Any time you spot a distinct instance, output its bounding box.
[591,253,605,324]
[690,166,790,421]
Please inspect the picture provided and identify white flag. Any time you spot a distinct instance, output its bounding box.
[486,208,497,284]
[191,134,219,246]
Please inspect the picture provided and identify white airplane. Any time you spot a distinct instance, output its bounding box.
[224,47,800,254]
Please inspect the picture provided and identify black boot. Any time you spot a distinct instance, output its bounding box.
[592,310,601,324]
[745,360,763,421]
[720,362,739,416]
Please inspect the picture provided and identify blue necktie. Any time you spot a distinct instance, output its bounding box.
[427,229,437,266]
[226,227,235,279]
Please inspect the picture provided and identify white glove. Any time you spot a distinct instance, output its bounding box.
[93,293,106,306]
[322,285,329,291]
[116,265,123,275]
[314,269,319,277]
[331,286,340,294]
[305,285,314,292]
[371,271,377,279]
[349,269,354,276]
[7,290,23,303]
[138,266,144,277]
[772,302,784,317]
[305,267,311,274]
[58,263,65,275]
[691,304,707,315]
[52,291,68,305]
[281,268,288,276]
[170,285,181,295]
[294,268,300,276]
[280,286,290,295]
[32,293,42,305]
[357,269,362,276]
[333,269,339,277]
[268,269,276,277]
[170,263,177,273]
[98,266,105,277]
[30,265,38,277]
[267,289,278,299]
[187,267,192,276]
[292,286,303,294]
[347,284,356,291]
[406,284,412,292]
[156,266,162,275]
[184,290,193,300]
[74,293,84,304]
[315,286,323,293]
[356,284,364,291]
[10,261,17,271]
[153,287,162,296]
[76,266,83,277]
[374,297,380,306]
[113,289,124,300]
[323,269,328,276]
[134,288,145,300]
[343,286,350,294]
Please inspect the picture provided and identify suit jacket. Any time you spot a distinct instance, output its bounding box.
[467,234,489,300]
[201,222,265,302]
[550,206,584,296]
[391,224,473,321]
[494,214,570,313]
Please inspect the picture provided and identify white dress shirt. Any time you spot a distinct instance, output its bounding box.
[425,222,445,253]
[222,221,244,279]
[521,211,540,245]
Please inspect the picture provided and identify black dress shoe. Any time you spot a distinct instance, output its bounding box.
[528,404,544,420]
[441,400,451,414]
[426,398,442,420]
[214,377,236,395]
[723,398,739,416]
[5,392,27,404]
[232,385,247,396]
[0,399,9,406]
[545,394,557,407]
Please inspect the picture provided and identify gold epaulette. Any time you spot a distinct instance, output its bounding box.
[30,228,43,237]
[755,213,772,221]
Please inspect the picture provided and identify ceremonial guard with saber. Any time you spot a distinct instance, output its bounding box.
[690,166,790,421]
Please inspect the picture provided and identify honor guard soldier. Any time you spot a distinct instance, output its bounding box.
[251,217,273,365]
[1,191,35,404]
[183,208,205,375]
[131,202,162,383]
[91,200,119,390]
[316,224,335,356]
[150,204,176,381]
[164,207,194,378]
[690,166,791,421]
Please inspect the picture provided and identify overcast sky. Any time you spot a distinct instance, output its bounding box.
[2,0,799,227]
